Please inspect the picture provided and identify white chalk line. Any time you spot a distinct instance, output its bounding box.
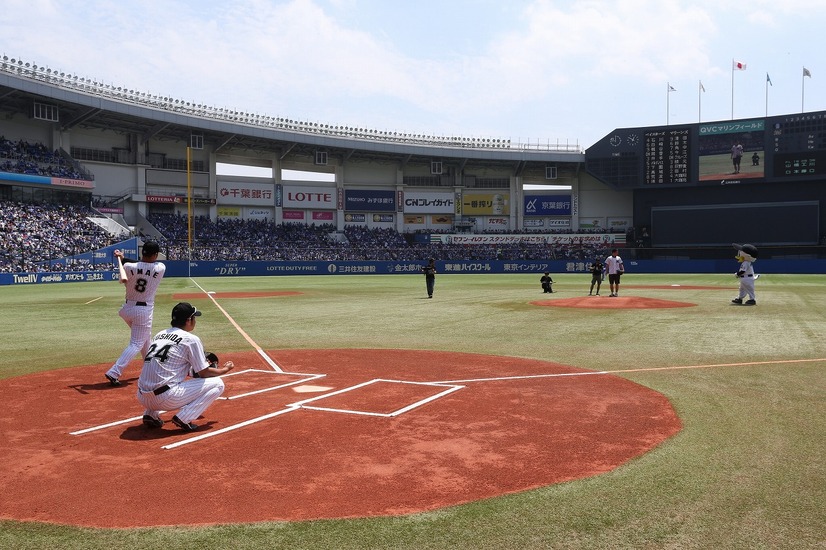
[221,372,327,400]
[70,370,321,433]
[73,357,825,446]
[85,296,103,305]
[190,278,282,372]
[292,378,465,418]
[161,406,301,450]
[163,378,466,449]
[70,410,168,435]
[432,357,826,385]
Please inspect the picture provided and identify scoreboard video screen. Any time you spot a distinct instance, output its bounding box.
[585,109,826,188]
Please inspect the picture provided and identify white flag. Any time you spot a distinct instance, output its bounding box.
[699,81,705,92]
[668,84,676,92]
[803,67,812,78]
[733,60,747,71]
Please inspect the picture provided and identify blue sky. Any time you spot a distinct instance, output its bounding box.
[2,0,824,149]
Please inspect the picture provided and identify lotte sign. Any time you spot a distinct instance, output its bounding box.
[283,185,336,209]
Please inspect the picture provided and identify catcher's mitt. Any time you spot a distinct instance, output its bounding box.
[192,352,220,377]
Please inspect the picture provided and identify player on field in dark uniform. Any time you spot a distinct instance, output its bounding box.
[588,258,604,296]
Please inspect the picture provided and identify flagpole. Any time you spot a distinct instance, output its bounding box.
[765,74,769,116]
[731,59,735,119]
[802,67,806,112]
[698,80,703,122]
[667,82,670,125]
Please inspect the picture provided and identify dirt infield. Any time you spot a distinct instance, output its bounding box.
[531,296,697,309]
[0,349,681,528]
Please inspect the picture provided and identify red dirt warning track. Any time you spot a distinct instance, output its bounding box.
[0,349,681,528]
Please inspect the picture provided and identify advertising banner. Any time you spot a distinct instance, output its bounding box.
[217,181,275,206]
[344,189,396,212]
[283,185,336,209]
[461,193,508,215]
[403,191,455,213]
[283,210,305,220]
[523,194,572,216]
[247,208,272,221]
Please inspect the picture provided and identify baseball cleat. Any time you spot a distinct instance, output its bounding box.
[744,299,756,305]
[105,373,121,387]
[731,298,743,304]
[142,415,164,429]
[171,415,198,432]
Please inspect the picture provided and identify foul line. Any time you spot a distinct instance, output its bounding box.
[433,357,826,384]
[190,278,282,372]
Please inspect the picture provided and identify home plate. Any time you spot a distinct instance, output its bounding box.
[293,385,334,393]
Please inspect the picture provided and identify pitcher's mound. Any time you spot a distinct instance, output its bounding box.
[532,296,696,309]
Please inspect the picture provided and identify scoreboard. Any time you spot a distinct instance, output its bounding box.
[585,109,826,188]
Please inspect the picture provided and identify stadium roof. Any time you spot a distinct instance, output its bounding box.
[0,61,583,174]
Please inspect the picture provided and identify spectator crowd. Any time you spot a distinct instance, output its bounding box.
[0,200,115,273]
[0,202,614,274]
[0,137,88,181]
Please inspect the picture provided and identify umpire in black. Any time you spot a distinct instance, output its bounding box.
[422,258,437,298]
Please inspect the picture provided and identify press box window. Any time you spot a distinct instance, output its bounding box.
[190,134,204,150]
[33,102,59,122]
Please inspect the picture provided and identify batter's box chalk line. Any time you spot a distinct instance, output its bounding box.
[290,378,465,418]
[163,379,465,450]
[218,368,327,400]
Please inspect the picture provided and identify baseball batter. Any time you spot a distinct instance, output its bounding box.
[604,248,625,297]
[137,302,234,431]
[105,241,166,386]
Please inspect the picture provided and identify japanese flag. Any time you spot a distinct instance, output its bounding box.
[733,60,747,71]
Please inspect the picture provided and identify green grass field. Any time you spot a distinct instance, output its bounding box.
[1,273,824,549]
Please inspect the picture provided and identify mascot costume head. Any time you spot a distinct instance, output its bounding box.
[734,243,758,263]
[731,243,758,305]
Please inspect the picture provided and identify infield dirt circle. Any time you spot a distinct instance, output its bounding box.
[0,347,681,528]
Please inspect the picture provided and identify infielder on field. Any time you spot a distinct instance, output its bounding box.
[105,241,165,386]
[137,302,234,431]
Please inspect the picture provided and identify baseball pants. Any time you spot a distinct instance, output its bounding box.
[137,377,226,424]
[738,277,756,301]
[107,302,154,379]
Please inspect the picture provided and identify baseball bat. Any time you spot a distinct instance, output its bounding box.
[116,255,128,284]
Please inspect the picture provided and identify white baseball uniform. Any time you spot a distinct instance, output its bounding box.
[137,326,225,424]
[106,258,166,380]
[736,259,756,301]
[604,254,624,275]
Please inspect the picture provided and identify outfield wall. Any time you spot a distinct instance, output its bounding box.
[2,258,825,286]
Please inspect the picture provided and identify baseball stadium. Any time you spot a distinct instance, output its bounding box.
[1,49,825,550]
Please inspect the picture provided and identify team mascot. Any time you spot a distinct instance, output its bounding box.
[731,243,758,305]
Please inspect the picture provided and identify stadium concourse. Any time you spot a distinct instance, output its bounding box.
[0,198,612,274]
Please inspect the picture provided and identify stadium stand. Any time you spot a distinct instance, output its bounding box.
[0,137,89,180]
[0,200,114,273]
